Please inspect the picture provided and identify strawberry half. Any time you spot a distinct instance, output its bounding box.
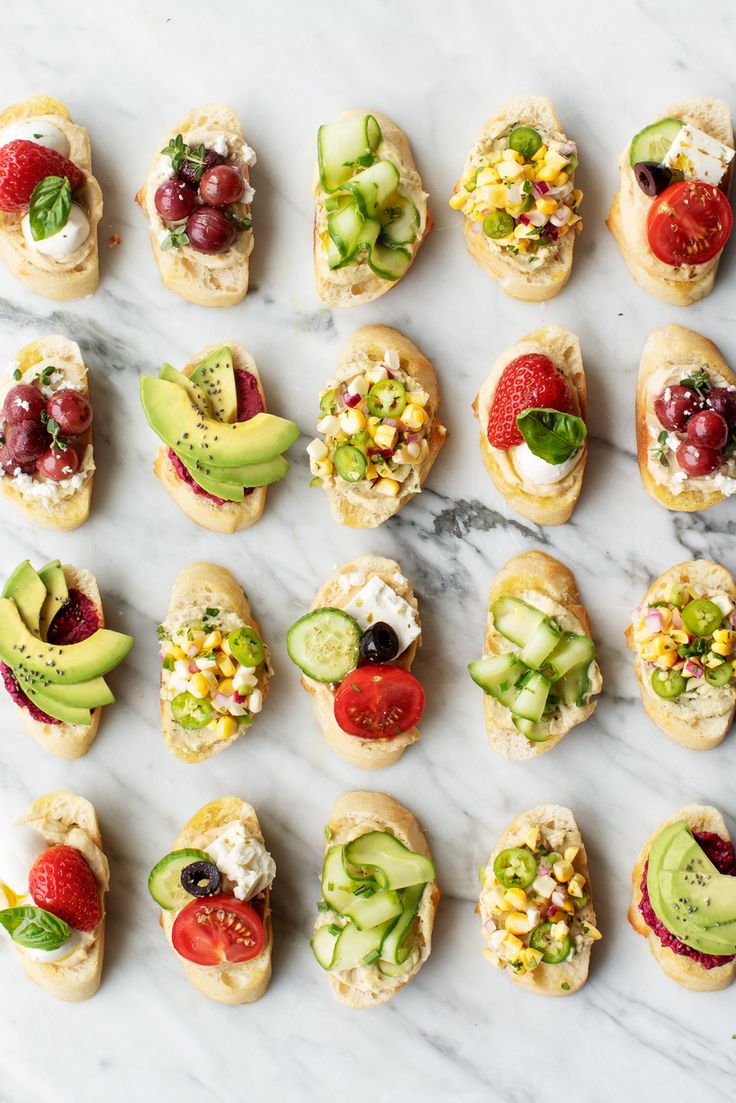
[29,844,100,932]
[0,140,84,213]
[487,353,572,449]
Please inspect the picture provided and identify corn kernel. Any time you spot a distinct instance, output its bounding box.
[402,403,428,430]
[215,715,238,741]
[497,159,526,181]
[503,933,524,954]
[573,188,584,206]
[317,415,340,437]
[373,424,397,450]
[364,462,378,480]
[503,888,527,909]
[203,630,222,651]
[484,184,508,208]
[406,388,429,407]
[555,172,569,186]
[217,678,234,697]
[553,860,574,883]
[311,457,334,478]
[535,197,558,216]
[568,873,586,898]
[338,408,366,435]
[550,920,570,941]
[448,191,468,209]
[221,636,233,657]
[170,645,186,661]
[520,947,544,970]
[505,911,533,935]
[217,654,236,677]
[712,642,732,656]
[532,144,547,162]
[583,922,603,941]
[189,630,205,653]
[374,478,400,497]
[564,846,579,864]
[523,827,539,850]
[477,166,500,185]
[188,672,211,700]
[560,897,576,914]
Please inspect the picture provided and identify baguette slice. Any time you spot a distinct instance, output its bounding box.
[0,96,102,300]
[320,791,439,1009]
[11,789,108,1001]
[607,98,734,305]
[456,95,577,301]
[313,110,430,307]
[160,563,271,763]
[137,104,254,307]
[317,325,446,528]
[473,325,587,525]
[300,556,421,768]
[152,341,268,533]
[480,804,596,996]
[480,550,601,760]
[626,560,736,750]
[0,335,93,531]
[637,325,736,512]
[160,797,272,1004]
[629,804,736,991]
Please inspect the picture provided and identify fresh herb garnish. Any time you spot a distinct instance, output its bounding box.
[680,367,710,396]
[156,625,165,640]
[561,981,571,991]
[12,368,21,381]
[224,209,252,231]
[203,607,220,620]
[517,407,587,465]
[362,949,380,965]
[39,364,56,387]
[161,227,189,251]
[352,884,375,898]
[327,923,342,937]
[160,134,209,180]
[29,175,71,241]
[316,900,330,912]
[651,429,670,468]
[0,906,70,951]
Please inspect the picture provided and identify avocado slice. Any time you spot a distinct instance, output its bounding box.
[175,451,291,492]
[177,456,244,502]
[15,675,93,727]
[159,363,211,416]
[0,598,133,684]
[38,560,69,641]
[3,561,46,637]
[140,378,299,467]
[17,670,114,709]
[189,347,237,423]
[660,869,736,926]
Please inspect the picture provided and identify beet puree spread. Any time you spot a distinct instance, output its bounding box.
[1,589,100,725]
[639,831,736,969]
[170,367,264,504]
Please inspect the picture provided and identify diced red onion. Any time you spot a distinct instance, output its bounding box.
[344,392,362,408]
[537,863,551,876]
[483,917,496,932]
[533,181,549,197]
[188,661,199,674]
[214,692,230,711]
[518,213,532,226]
[383,418,398,428]
[560,142,576,156]
[471,221,483,234]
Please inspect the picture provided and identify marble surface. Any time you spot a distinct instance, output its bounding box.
[1,2,736,1100]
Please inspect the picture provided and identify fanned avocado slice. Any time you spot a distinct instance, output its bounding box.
[16,676,93,727]
[189,347,238,423]
[177,456,244,502]
[159,363,211,416]
[37,561,69,641]
[3,561,46,637]
[17,671,114,709]
[175,451,291,493]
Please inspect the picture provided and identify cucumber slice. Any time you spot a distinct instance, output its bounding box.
[491,597,546,646]
[380,882,424,964]
[378,946,420,977]
[321,846,401,929]
[547,633,595,680]
[327,202,366,260]
[346,160,401,218]
[468,653,527,707]
[519,621,563,670]
[331,917,396,971]
[629,118,682,167]
[318,114,382,192]
[287,607,361,683]
[510,671,552,723]
[380,194,419,246]
[513,716,551,742]
[556,663,591,707]
[367,242,411,281]
[148,848,213,910]
[311,923,340,969]
[322,845,361,913]
[344,832,436,890]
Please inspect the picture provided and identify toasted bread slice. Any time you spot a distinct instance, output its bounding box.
[137,104,254,307]
[473,325,587,526]
[455,95,577,301]
[629,804,736,991]
[480,804,597,996]
[319,791,439,1009]
[0,96,102,300]
[160,563,271,763]
[313,110,430,307]
[11,789,108,1001]
[152,341,267,533]
[300,556,421,768]
[607,97,733,305]
[480,550,601,760]
[626,560,736,749]
[160,797,272,1004]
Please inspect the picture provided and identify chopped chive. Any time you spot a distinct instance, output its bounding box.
[327,923,342,937]
[362,949,380,965]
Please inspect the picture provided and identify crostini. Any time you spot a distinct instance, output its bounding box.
[0,789,109,1001]
[0,336,94,531]
[148,796,274,1004]
[637,325,736,512]
[158,563,272,764]
[450,95,582,301]
[307,325,446,527]
[470,550,601,759]
[0,559,132,759]
[607,98,734,305]
[0,95,102,300]
[479,804,600,996]
[629,804,736,992]
[626,560,736,750]
[314,110,430,307]
[287,556,424,769]
[311,791,439,1009]
[140,342,298,534]
[473,325,588,526]
[137,104,255,307]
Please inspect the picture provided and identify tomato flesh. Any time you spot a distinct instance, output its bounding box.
[171,893,265,965]
[646,180,733,266]
[333,663,425,739]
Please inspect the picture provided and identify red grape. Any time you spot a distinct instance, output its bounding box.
[6,421,49,463]
[654,384,702,432]
[37,444,79,481]
[0,445,33,474]
[3,384,45,425]
[707,387,736,426]
[676,440,721,476]
[46,390,93,436]
[199,165,244,208]
[155,179,197,222]
[687,409,728,449]
[178,148,223,188]
[186,208,235,254]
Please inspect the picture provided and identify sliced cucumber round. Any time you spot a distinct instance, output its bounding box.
[287,607,361,683]
[629,118,682,168]
[148,848,213,910]
[380,194,419,246]
[346,159,400,218]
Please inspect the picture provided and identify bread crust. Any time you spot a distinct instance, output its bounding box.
[473,325,587,525]
[13,789,108,1001]
[160,563,270,763]
[481,550,601,760]
[626,560,736,749]
[136,104,254,307]
[0,96,101,300]
[159,796,272,1004]
[151,341,267,533]
[607,97,734,305]
[313,110,430,307]
[321,791,439,1009]
[629,804,736,991]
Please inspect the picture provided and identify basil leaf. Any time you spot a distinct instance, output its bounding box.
[0,906,70,950]
[516,407,587,465]
[29,175,71,242]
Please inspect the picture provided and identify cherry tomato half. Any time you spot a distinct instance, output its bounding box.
[333,663,425,739]
[171,893,265,966]
[646,180,733,266]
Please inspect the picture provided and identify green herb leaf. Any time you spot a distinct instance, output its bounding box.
[680,368,710,396]
[39,364,56,386]
[316,900,330,912]
[29,176,71,242]
[352,884,375,898]
[12,369,21,381]
[327,923,342,937]
[161,134,188,171]
[161,227,189,252]
[224,209,252,231]
[156,624,165,640]
[516,408,587,465]
[0,906,70,951]
[561,981,571,990]
[203,607,220,619]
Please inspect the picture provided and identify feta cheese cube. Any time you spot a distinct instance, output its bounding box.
[342,575,420,656]
[663,123,735,186]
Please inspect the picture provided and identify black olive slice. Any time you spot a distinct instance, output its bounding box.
[181,859,221,898]
[359,621,400,664]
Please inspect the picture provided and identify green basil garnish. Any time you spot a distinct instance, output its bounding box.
[516,407,587,465]
[28,175,72,242]
[0,906,70,951]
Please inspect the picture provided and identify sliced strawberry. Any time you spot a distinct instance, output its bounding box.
[0,140,84,213]
[29,844,100,932]
[488,353,572,449]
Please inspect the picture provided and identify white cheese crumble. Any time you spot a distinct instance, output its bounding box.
[205,822,276,902]
[342,576,420,656]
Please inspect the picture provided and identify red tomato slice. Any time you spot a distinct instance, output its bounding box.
[333,663,425,739]
[646,180,733,266]
[171,894,265,966]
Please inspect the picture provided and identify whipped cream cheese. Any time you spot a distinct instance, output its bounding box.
[206,822,276,902]
[0,119,70,157]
